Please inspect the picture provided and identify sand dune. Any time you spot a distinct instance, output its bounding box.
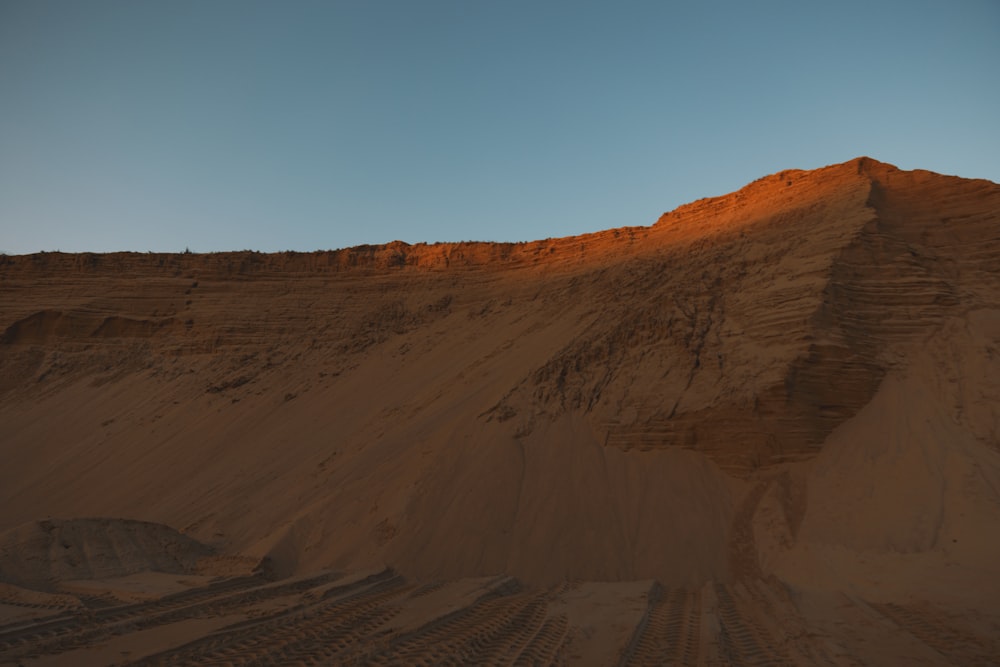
[1,157,998,664]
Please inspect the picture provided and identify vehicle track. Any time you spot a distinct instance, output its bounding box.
[396,596,534,664]
[0,594,77,612]
[714,583,790,666]
[0,577,256,662]
[444,594,548,665]
[133,575,412,666]
[870,601,998,665]
[407,581,446,599]
[618,587,700,666]
[514,613,570,666]
[369,584,576,666]
[0,572,353,662]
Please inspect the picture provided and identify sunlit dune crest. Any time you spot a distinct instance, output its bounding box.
[1,157,999,665]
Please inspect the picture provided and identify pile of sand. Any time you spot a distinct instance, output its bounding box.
[0,518,214,591]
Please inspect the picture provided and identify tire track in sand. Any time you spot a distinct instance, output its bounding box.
[133,574,411,666]
[617,586,701,666]
[0,574,273,661]
[869,601,999,666]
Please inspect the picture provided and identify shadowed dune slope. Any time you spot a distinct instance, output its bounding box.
[1,157,998,600]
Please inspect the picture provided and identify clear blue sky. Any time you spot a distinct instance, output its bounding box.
[1,1,998,254]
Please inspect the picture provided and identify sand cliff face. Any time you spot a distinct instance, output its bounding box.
[1,157,998,596]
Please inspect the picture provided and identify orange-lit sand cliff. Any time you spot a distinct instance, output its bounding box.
[1,157,999,665]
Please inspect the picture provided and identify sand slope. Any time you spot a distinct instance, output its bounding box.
[1,157,999,663]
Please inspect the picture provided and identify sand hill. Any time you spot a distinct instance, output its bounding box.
[1,157,998,665]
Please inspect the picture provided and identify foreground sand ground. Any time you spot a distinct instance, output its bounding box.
[1,158,999,664]
[3,566,997,665]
